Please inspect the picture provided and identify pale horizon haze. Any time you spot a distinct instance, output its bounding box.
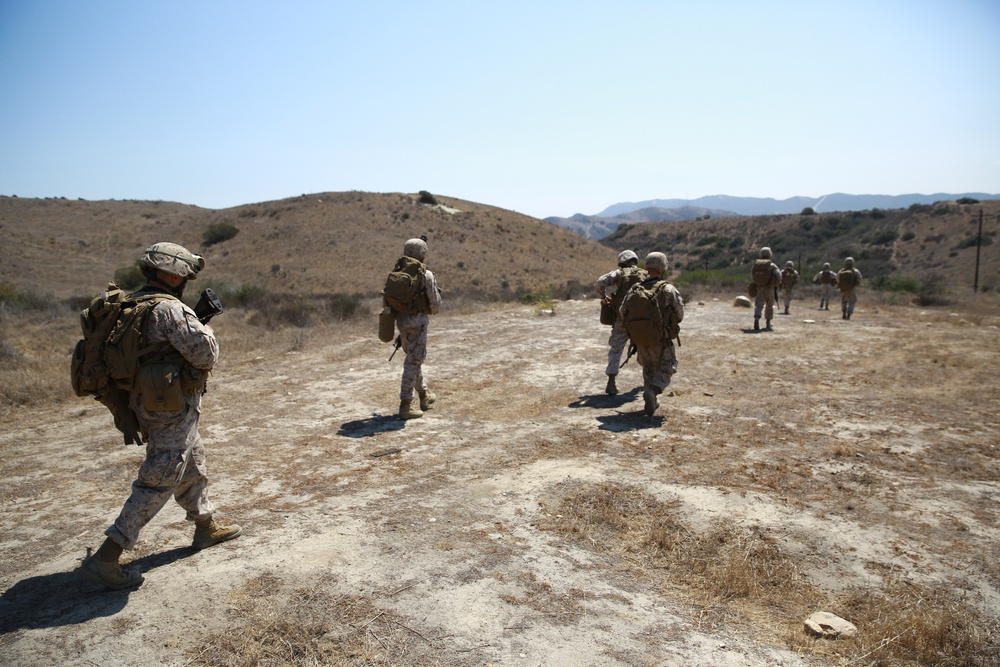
[1,1,998,219]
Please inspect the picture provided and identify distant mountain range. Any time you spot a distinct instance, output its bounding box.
[546,192,1000,239]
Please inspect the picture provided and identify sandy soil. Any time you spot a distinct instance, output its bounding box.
[1,296,998,666]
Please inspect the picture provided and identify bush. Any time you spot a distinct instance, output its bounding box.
[870,229,898,245]
[957,197,980,205]
[417,190,438,206]
[879,276,920,293]
[203,222,240,246]
[901,231,916,241]
[113,265,144,290]
[800,207,816,215]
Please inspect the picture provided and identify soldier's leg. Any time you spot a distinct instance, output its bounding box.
[753,292,765,329]
[650,345,678,394]
[399,321,429,401]
[605,321,629,376]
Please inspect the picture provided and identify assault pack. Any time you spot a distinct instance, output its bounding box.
[838,268,857,288]
[620,279,680,347]
[751,259,776,287]
[382,256,429,316]
[70,284,177,444]
[781,268,798,288]
[818,269,837,285]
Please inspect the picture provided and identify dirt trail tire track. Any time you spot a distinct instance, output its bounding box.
[1,298,998,666]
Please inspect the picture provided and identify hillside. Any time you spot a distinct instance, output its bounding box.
[546,206,738,240]
[601,199,1000,293]
[0,193,618,302]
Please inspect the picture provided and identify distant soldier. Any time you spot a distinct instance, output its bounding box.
[595,250,647,395]
[384,238,442,419]
[837,257,863,320]
[813,262,838,310]
[618,252,684,416]
[749,246,782,331]
[779,260,799,315]
[77,243,241,591]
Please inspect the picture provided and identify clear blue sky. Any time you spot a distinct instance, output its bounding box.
[2,1,998,218]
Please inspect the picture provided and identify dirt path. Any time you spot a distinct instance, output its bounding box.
[1,297,998,666]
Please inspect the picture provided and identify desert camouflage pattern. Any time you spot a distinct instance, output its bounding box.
[753,262,781,320]
[622,281,684,392]
[839,267,863,316]
[106,299,219,550]
[780,268,799,310]
[596,267,632,375]
[396,268,441,400]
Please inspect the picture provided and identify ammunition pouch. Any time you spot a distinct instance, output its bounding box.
[137,362,185,411]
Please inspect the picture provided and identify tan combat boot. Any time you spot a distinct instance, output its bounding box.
[418,390,436,411]
[193,517,242,550]
[77,544,144,590]
[399,400,423,420]
[605,375,618,396]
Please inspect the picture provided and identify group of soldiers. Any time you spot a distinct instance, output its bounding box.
[75,236,859,591]
[748,247,863,329]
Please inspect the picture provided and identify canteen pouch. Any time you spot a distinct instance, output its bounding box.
[378,308,396,343]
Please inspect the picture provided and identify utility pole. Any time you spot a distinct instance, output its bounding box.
[973,209,983,293]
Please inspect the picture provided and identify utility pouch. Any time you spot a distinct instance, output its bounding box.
[599,300,616,326]
[179,366,209,396]
[137,362,185,411]
[747,282,757,298]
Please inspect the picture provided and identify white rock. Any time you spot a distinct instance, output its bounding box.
[804,611,857,639]
[734,295,752,308]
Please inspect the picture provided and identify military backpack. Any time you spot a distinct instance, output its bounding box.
[751,259,775,287]
[620,279,679,346]
[838,268,858,289]
[382,256,429,316]
[601,265,648,326]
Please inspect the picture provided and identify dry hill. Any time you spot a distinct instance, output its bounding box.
[0,192,618,302]
[602,199,1000,294]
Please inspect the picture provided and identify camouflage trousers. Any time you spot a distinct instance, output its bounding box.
[840,288,857,315]
[818,284,833,304]
[398,317,430,401]
[605,319,630,376]
[781,286,794,310]
[754,290,776,320]
[636,341,678,393]
[106,400,214,550]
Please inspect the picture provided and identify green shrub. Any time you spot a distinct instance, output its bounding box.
[0,281,18,305]
[870,229,898,245]
[418,190,438,205]
[800,207,816,215]
[203,222,240,246]
[113,265,144,290]
[901,231,916,241]
[957,197,980,205]
[879,276,920,293]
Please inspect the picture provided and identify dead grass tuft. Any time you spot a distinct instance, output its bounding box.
[189,574,415,667]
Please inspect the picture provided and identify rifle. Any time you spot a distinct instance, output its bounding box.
[620,343,637,369]
[388,335,402,361]
[194,288,224,324]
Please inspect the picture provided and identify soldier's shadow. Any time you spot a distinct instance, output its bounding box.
[0,547,195,633]
[596,411,665,432]
[568,388,641,410]
[337,414,405,438]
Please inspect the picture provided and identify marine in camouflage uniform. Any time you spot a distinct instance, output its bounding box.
[752,247,782,331]
[394,238,442,419]
[812,262,838,310]
[779,260,799,315]
[595,249,646,395]
[77,243,240,591]
[619,252,684,416]
[838,256,863,320]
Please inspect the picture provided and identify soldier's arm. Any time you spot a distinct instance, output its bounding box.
[424,269,442,315]
[155,300,219,370]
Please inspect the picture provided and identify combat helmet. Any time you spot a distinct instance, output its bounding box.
[759,247,772,259]
[644,252,667,272]
[139,242,205,279]
[403,238,428,261]
[785,260,795,268]
[617,249,638,266]
[845,257,855,267]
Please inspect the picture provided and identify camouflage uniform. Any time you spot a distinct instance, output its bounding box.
[105,297,220,550]
[813,264,837,310]
[838,259,863,319]
[397,268,441,401]
[752,255,782,328]
[780,262,799,314]
[627,279,684,393]
[596,264,645,377]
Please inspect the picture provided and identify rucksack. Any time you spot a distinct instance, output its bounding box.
[781,268,798,287]
[620,279,679,346]
[751,259,775,286]
[382,256,429,316]
[71,284,175,398]
[838,268,857,289]
[820,270,836,285]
